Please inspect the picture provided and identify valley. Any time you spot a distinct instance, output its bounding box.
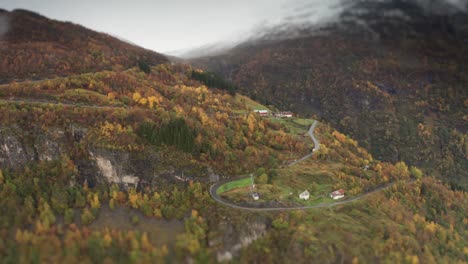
[0,4,466,263]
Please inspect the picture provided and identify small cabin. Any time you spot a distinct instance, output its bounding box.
[274,111,293,118]
[329,189,345,200]
[252,192,260,200]
[254,109,269,116]
[299,190,310,200]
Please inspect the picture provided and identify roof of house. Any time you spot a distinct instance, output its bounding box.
[330,189,345,196]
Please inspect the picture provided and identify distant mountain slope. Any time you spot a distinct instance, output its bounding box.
[0,9,168,82]
[191,0,468,189]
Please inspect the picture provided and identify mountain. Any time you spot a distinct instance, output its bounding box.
[0,8,465,263]
[0,9,168,83]
[1,63,465,263]
[191,0,468,190]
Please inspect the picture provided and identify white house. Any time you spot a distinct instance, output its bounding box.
[254,110,269,116]
[299,190,310,200]
[329,189,345,200]
[252,192,260,200]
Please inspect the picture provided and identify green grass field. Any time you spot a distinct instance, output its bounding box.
[235,94,270,111]
[271,163,338,205]
[268,117,314,135]
[220,162,347,206]
[216,114,353,207]
[217,177,252,194]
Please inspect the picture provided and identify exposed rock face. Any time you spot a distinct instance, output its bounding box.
[94,155,121,183]
[0,127,143,188]
[208,167,220,183]
[90,150,140,188]
[214,219,268,262]
[35,130,65,161]
[0,132,29,166]
[0,126,208,189]
[0,127,65,168]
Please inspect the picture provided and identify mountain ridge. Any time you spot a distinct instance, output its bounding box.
[0,9,168,83]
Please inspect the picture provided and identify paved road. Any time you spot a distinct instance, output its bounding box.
[2,97,404,210]
[288,120,319,167]
[0,98,127,110]
[308,120,320,152]
[210,120,406,211]
[0,98,237,120]
[209,179,397,211]
[211,120,327,211]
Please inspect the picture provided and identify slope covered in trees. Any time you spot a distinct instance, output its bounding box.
[0,7,465,263]
[0,9,167,82]
[0,61,465,263]
[192,0,468,190]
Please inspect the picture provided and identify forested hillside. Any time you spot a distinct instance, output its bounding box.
[0,9,167,82]
[0,8,466,263]
[0,62,466,263]
[192,0,468,190]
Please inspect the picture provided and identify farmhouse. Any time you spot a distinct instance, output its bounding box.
[299,190,310,200]
[329,189,345,200]
[254,109,269,116]
[274,111,293,118]
[252,192,260,200]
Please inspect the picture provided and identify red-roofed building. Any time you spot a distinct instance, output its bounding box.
[329,189,345,200]
[274,111,293,118]
[254,110,269,116]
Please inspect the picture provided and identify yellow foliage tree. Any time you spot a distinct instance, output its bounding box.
[176,233,200,255]
[425,221,438,233]
[148,96,159,108]
[247,114,256,133]
[195,134,203,145]
[107,92,116,100]
[395,161,410,179]
[129,191,140,209]
[141,232,153,252]
[90,193,101,209]
[132,92,142,102]
[139,97,148,106]
[103,231,112,247]
[332,131,346,143]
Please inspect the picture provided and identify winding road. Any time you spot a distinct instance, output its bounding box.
[0,98,128,110]
[288,120,319,167]
[210,180,396,211]
[209,120,400,211]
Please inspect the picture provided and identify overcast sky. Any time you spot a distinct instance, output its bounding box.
[3,0,466,55]
[1,0,341,54]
